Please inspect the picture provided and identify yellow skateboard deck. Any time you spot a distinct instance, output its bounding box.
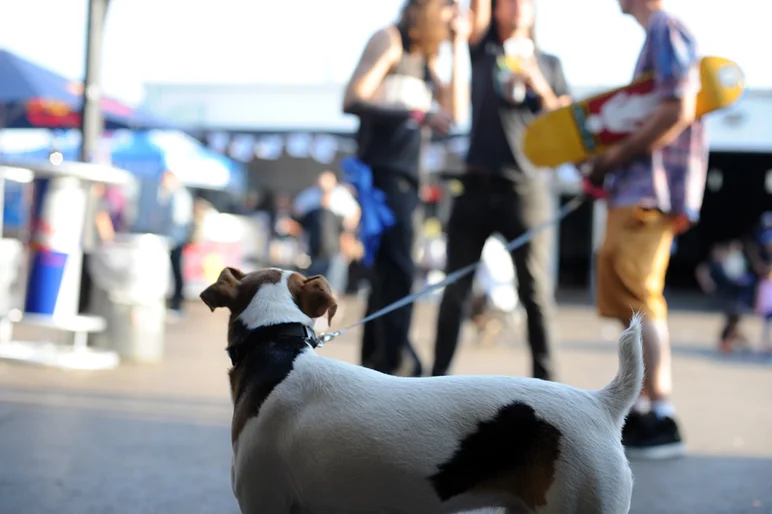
[522,56,746,168]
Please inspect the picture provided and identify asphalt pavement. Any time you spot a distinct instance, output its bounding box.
[0,296,770,514]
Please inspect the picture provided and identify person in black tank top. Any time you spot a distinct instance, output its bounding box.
[343,0,469,376]
[431,0,571,381]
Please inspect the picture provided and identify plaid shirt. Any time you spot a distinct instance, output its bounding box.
[606,10,708,221]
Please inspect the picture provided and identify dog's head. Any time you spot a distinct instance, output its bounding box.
[199,267,338,329]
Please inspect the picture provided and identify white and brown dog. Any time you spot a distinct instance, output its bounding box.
[201,267,643,514]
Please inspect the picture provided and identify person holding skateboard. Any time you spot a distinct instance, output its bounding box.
[431,0,571,381]
[583,0,708,459]
[342,0,469,376]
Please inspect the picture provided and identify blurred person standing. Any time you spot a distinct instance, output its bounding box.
[158,170,194,317]
[583,0,707,458]
[78,182,118,314]
[695,241,754,353]
[748,216,772,354]
[286,170,361,294]
[343,0,469,376]
[431,0,571,380]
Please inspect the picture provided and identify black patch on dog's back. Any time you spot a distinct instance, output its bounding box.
[428,401,562,509]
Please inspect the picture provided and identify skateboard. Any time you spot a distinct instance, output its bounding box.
[522,56,746,168]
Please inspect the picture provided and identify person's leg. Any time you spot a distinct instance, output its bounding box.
[363,173,421,376]
[496,180,557,381]
[360,265,382,369]
[78,253,93,314]
[431,183,493,376]
[375,211,420,375]
[596,206,682,458]
[169,244,185,312]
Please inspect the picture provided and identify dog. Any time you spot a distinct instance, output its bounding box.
[201,267,643,514]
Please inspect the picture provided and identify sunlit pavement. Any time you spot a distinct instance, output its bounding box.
[0,295,770,514]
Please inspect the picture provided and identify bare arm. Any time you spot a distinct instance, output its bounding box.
[428,38,470,124]
[615,95,696,163]
[95,210,115,242]
[342,27,405,120]
[695,263,716,293]
[744,237,769,276]
[344,203,361,232]
[468,0,492,46]
[587,20,700,182]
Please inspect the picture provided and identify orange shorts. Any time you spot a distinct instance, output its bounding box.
[595,206,676,322]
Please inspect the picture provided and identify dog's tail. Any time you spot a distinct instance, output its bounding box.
[595,312,645,427]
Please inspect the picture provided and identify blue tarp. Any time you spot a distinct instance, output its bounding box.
[340,156,395,268]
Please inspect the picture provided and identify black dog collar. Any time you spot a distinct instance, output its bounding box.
[226,322,320,365]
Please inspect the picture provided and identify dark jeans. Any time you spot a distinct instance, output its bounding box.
[305,258,333,279]
[360,170,422,376]
[433,174,557,380]
[170,244,185,311]
[78,253,93,314]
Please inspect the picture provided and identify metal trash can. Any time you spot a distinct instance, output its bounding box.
[88,233,171,363]
[0,238,23,316]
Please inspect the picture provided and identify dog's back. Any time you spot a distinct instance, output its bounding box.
[237,327,642,513]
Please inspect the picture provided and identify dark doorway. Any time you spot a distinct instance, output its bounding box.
[667,150,772,289]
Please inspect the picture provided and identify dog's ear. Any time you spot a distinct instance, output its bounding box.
[199,267,245,312]
[289,274,338,325]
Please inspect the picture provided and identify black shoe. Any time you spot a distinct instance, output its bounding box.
[621,410,647,447]
[624,412,686,460]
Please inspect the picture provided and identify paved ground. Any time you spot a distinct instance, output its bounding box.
[0,295,771,514]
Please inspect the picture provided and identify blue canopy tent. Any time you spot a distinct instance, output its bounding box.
[1,130,246,232]
[0,49,176,130]
[0,130,244,190]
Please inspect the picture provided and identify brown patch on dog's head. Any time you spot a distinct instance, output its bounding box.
[199,267,282,319]
[202,268,337,447]
[287,273,338,325]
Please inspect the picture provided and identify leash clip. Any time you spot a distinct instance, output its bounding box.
[317,330,342,348]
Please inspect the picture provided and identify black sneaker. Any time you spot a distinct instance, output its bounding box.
[621,410,647,447]
[624,412,686,460]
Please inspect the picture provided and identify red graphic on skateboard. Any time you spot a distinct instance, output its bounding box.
[574,78,658,150]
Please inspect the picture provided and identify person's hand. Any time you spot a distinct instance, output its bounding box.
[579,143,628,198]
[449,9,472,42]
[585,144,626,177]
[277,217,301,236]
[670,213,691,234]
[581,174,608,200]
[700,280,717,295]
[506,57,547,89]
[424,109,454,135]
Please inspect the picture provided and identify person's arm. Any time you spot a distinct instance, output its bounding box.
[342,27,412,123]
[95,210,115,242]
[529,55,572,112]
[468,0,492,47]
[588,18,700,181]
[428,17,470,125]
[744,234,770,276]
[344,201,361,233]
[695,263,717,294]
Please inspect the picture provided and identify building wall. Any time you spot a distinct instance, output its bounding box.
[143,83,772,153]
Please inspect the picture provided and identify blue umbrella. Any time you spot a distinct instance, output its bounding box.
[111,130,244,190]
[0,49,176,130]
[340,156,395,268]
